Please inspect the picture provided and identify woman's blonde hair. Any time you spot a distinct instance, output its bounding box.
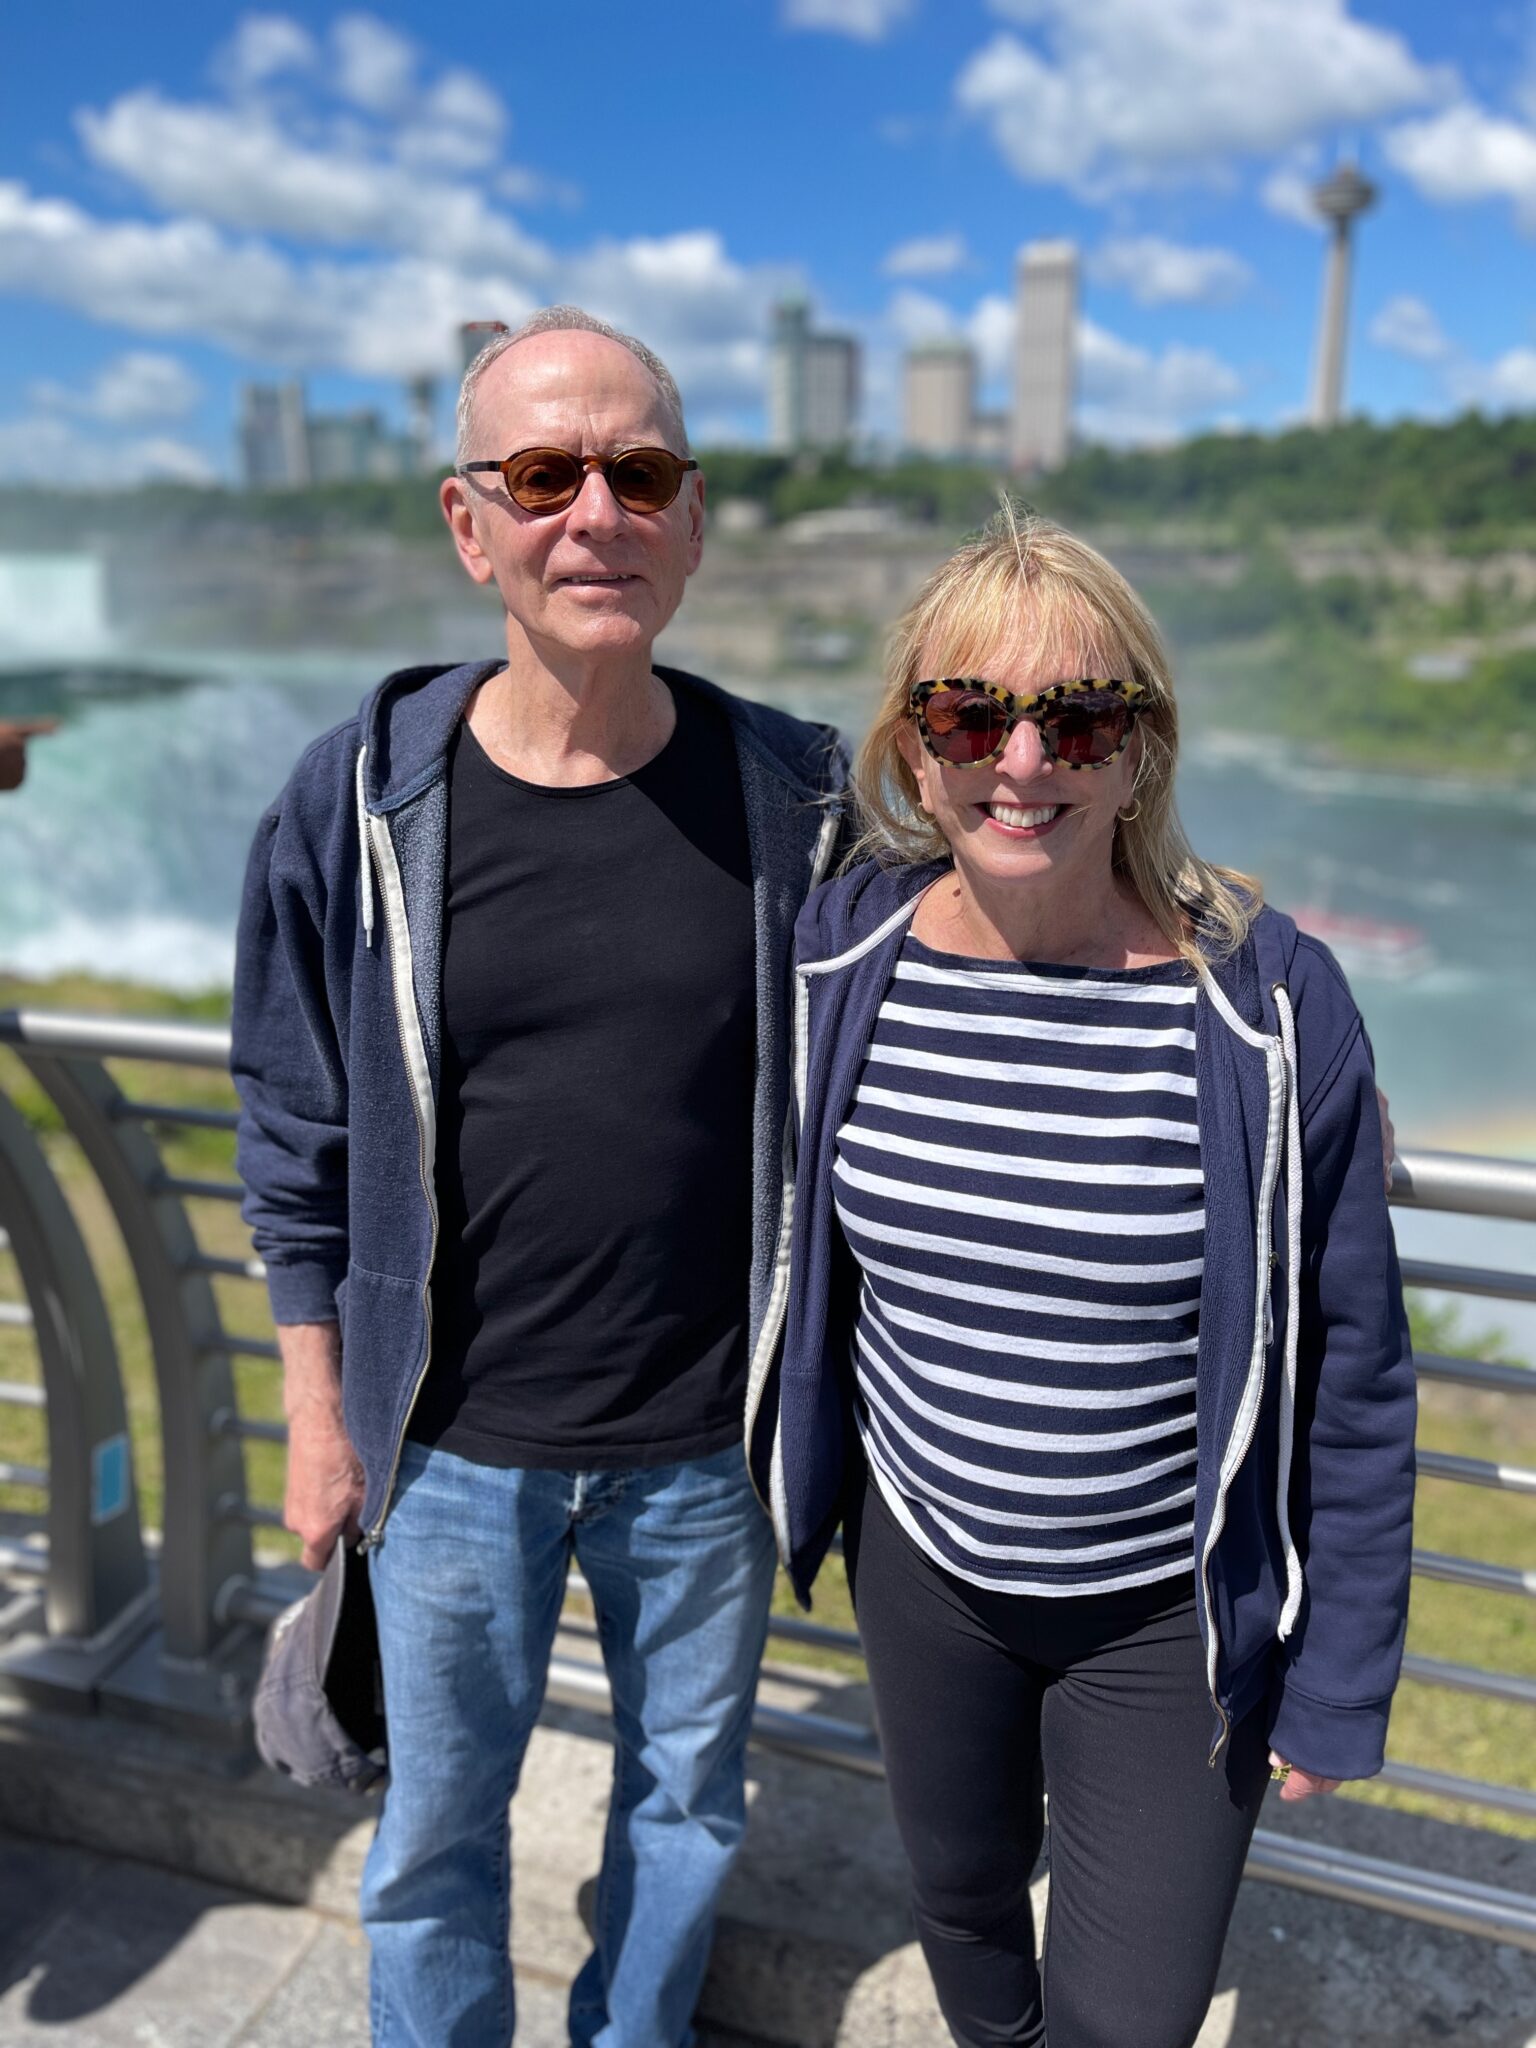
[851,505,1259,968]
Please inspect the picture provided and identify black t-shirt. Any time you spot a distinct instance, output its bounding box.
[408,683,758,1469]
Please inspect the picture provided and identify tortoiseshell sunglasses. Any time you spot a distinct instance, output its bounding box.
[908,676,1147,770]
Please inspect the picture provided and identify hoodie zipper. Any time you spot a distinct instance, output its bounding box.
[1194,992,1289,1761]
[745,883,930,1553]
[743,805,842,1526]
[358,803,440,1549]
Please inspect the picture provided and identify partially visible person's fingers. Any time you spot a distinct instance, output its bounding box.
[1376,1084,1397,1195]
[1270,1751,1342,1801]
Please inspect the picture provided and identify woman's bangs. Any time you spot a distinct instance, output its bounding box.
[918,577,1133,695]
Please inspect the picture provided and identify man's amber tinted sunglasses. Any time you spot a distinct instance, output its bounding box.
[456,446,698,515]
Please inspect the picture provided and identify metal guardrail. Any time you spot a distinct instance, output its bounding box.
[0,1009,1533,1946]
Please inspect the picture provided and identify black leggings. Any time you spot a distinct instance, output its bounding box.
[845,1476,1270,2048]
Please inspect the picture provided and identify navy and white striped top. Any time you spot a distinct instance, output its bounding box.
[833,933,1204,1596]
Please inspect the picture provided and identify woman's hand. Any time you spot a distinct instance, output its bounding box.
[1269,1750,1342,1802]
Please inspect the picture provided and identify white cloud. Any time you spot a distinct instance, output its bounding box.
[1448,346,1536,412]
[77,90,548,274]
[1260,158,1326,228]
[216,14,318,92]
[0,177,777,419]
[332,13,417,113]
[1077,315,1244,443]
[0,410,213,485]
[958,1,1447,197]
[1089,235,1251,305]
[1385,100,1536,230]
[1369,294,1452,363]
[31,350,202,422]
[782,0,915,40]
[0,178,536,378]
[967,293,1015,385]
[882,233,968,278]
[397,68,509,172]
[886,288,958,345]
[0,29,792,440]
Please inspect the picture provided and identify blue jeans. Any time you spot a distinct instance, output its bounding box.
[362,1439,777,2048]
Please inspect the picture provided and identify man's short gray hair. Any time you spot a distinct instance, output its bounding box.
[455,306,689,463]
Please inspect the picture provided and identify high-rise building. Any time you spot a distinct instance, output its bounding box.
[903,339,977,458]
[768,296,860,450]
[238,381,310,489]
[1308,163,1377,428]
[460,320,511,376]
[406,375,437,472]
[1011,240,1078,473]
[768,297,809,452]
[238,385,420,490]
[802,333,859,449]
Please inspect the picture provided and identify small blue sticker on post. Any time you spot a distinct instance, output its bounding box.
[91,1434,130,1524]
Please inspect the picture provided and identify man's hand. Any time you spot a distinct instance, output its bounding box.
[1376,1085,1396,1197]
[0,719,57,792]
[1269,1750,1342,1803]
[278,1321,364,1570]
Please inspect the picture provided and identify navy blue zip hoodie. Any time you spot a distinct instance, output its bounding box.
[232,659,848,1547]
[745,858,1415,1781]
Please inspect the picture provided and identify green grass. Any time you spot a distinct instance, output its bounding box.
[1,975,1532,1840]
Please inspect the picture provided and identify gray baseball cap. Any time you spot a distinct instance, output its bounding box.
[253,1538,387,1794]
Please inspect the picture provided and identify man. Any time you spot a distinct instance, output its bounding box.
[232,307,848,2047]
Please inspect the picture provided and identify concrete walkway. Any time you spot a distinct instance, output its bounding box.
[1,1637,1534,2046]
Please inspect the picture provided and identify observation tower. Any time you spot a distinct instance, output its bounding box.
[1309,162,1378,428]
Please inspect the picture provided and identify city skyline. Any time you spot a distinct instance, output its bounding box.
[0,2,1531,482]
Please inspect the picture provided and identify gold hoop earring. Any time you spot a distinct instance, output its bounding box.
[1116,800,1142,823]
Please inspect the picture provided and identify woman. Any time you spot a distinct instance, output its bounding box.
[746,514,1415,2048]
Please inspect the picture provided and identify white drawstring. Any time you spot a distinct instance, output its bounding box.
[355,744,375,949]
[1273,983,1305,1640]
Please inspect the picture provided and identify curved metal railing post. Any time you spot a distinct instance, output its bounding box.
[7,1036,253,1660]
[0,1088,149,1649]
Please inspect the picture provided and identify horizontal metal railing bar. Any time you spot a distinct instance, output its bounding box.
[157,1175,245,1204]
[212,1410,289,1446]
[220,1580,289,1626]
[0,1303,34,1329]
[0,1009,232,1069]
[1376,1759,1536,1822]
[0,1461,46,1489]
[1416,1449,1536,1495]
[1412,1550,1536,1597]
[188,1252,267,1282]
[1415,1352,1536,1396]
[215,1496,286,1531]
[0,1382,45,1409]
[1390,1150,1536,1224]
[765,1613,864,1655]
[1400,1654,1536,1707]
[1399,1258,1536,1306]
[1243,1831,1536,1951]
[116,1100,240,1133]
[0,1538,48,1578]
[204,1333,281,1363]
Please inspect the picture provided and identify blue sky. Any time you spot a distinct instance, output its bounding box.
[1,0,1534,481]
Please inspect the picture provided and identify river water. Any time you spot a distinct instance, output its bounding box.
[2,649,1533,1344]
